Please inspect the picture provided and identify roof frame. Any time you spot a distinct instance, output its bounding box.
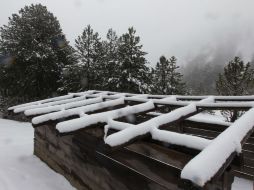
[9,90,254,187]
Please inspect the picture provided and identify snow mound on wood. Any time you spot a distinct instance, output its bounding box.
[181,108,254,186]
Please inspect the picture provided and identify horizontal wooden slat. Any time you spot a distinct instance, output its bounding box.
[247,137,254,144]
[242,165,254,176]
[243,143,254,152]
[243,150,254,159]
[96,149,183,190]
[232,170,254,181]
[184,127,219,138]
[126,142,192,170]
[182,120,228,132]
[244,157,254,168]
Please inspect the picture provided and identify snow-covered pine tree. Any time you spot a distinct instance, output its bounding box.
[74,25,105,90]
[57,61,83,94]
[216,56,254,121]
[216,56,254,96]
[0,4,75,101]
[152,56,186,95]
[102,29,119,91]
[117,27,150,93]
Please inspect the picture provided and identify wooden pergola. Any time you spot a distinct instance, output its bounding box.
[9,90,254,190]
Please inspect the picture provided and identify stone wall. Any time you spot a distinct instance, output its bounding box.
[34,125,169,190]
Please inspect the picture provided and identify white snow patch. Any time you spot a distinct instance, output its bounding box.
[0,119,75,190]
[187,113,231,126]
[232,177,253,190]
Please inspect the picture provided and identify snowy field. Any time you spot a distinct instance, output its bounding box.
[0,119,75,190]
[0,118,252,190]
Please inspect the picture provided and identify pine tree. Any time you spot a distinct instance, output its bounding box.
[216,56,254,121]
[0,4,75,101]
[102,29,119,91]
[117,27,150,93]
[216,57,254,96]
[152,56,186,95]
[74,25,104,90]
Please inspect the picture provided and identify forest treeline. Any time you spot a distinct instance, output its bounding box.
[0,4,254,113]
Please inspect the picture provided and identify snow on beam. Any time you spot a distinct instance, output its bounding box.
[104,119,211,150]
[136,94,254,101]
[181,107,254,187]
[85,93,126,100]
[196,102,254,109]
[68,90,95,96]
[56,100,155,133]
[146,112,232,127]
[124,95,177,104]
[32,97,122,125]
[176,95,254,101]
[125,95,254,109]
[13,95,88,113]
[186,114,232,127]
[104,103,198,147]
[107,119,136,131]
[8,90,97,111]
[154,101,254,109]
[8,94,74,111]
[151,128,211,150]
[104,119,136,140]
[25,96,103,116]
[105,97,214,147]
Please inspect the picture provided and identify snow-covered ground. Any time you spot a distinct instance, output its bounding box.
[232,177,253,190]
[0,118,252,190]
[0,119,75,190]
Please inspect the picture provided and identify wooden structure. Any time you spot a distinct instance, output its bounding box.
[8,90,254,190]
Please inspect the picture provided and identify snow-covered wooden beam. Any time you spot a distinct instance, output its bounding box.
[105,119,211,151]
[151,128,211,150]
[196,102,254,109]
[30,96,176,126]
[9,91,98,113]
[186,114,232,127]
[24,96,103,116]
[146,112,232,127]
[181,107,254,187]
[9,90,254,117]
[143,94,254,101]
[56,100,155,133]
[177,95,254,101]
[8,94,74,111]
[14,95,89,113]
[104,103,198,147]
[8,90,254,111]
[104,97,214,147]
[32,97,124,125]
[124,96,254,109]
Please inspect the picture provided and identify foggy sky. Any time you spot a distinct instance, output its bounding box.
[1,0,254,65]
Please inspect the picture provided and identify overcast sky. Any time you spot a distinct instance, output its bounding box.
[1,0,254,65]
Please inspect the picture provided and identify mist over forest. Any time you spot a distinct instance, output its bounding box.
[182,46,254,95]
